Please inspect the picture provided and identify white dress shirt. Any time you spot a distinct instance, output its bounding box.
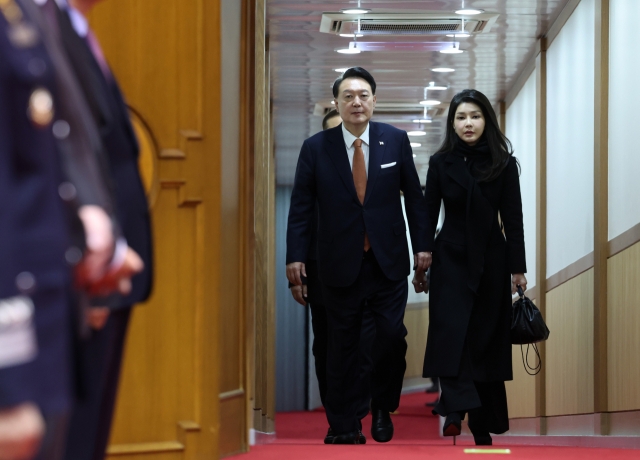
[342,123,370,178]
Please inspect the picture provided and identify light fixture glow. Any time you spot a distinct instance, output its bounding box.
[419,100,441,106]
[432,67,455,72]
[427,82,447,91]
[408,131,426,136]
[331,101,335,105]
[410,143,422,148]
[455,8,484,15]
[334,68,348,73]
[340,33,364,38]
[440,47,463,54]
[336,47,361,54]
[412,154,417,158]
[412,119,432,124]
[340,8,371,14]
[446,33,471,38]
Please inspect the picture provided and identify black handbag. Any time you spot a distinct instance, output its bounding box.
[511,285,550,375]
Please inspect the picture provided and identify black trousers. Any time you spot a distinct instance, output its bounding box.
[64,308,131,460]
[322,251,408,434]
[433,340,509,435]
[307,260,376,419]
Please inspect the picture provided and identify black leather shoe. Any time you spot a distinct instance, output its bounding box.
[442,412,462,437]
[330,431,361,444]
[324,428,366,444]
[371,409,394,443]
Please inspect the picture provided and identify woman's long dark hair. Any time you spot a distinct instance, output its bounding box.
[434,89,514,182]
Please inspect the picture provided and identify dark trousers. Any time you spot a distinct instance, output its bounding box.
[307,260,376,419]
[64,308,131,460]
[322,251,408,434]
[433,340,509,435]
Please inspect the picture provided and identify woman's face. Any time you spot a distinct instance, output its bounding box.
[453,102,485,146]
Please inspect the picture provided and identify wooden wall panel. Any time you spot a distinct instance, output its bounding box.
[88,0,242,458]
[607,242,640,411]
[545,270,594,416]
[404,305,429,379]
[506,301,537,419]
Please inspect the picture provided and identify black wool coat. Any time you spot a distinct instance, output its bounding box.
[422,152,526,382]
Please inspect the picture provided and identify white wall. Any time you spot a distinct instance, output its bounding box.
[506,71,537,289]
[608,0,640,240]
[545,0,595,277]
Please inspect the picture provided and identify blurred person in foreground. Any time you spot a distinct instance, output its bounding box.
[0,0,141,458]
[415,89,527,446]
[52,1,154,459]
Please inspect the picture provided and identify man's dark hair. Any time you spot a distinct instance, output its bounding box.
[332,67,376,98]
[322,109,341,130]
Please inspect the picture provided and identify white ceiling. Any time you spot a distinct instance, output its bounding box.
[268,0,571,185]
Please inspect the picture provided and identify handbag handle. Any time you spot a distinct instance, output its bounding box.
[516,284,525,298]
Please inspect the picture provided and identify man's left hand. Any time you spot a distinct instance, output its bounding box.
[413,252,432,272]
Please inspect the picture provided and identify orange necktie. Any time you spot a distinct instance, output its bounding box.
[353,139,370,251]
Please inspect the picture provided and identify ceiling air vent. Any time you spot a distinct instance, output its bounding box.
[320,12,499,36]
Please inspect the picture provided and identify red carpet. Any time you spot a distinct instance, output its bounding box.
[236,392,640,459]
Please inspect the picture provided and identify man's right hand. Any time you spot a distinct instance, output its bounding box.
[290,285,308,306]
[412,270,428,294]
[285,262,306,286]
[0,403,45,460]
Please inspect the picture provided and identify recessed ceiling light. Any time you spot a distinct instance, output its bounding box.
[446,33,471,38]
[408,131,426,136]
[341,8,371,14]
[410,143,422,148]
[412,154,417,158]
[432,67,455,72]
[455,8,484,15]
[336,47,361,54]
[339,33,364,38]
[440,47,463,54]
[334,68,348,73]
[419,100,441,106]
[412,119,432,124]
[331,101,335,105]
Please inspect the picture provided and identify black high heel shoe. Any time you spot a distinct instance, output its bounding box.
[442,412,462,445]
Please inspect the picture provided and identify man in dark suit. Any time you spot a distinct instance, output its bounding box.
[286,67,431,444]
[291,110,375,444]
[53,1,154,459]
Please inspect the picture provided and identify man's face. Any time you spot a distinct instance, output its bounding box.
[334,77,376,131]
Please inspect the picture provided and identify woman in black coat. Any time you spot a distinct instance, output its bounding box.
[414,89,527,445]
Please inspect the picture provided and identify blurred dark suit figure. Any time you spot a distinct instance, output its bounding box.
[54,2,154,460]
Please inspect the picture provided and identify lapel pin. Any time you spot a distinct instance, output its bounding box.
[379,141,384,145]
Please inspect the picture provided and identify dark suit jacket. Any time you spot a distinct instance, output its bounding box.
[286,122,429,287]
[0,0,76,413]
[57,7,153,308]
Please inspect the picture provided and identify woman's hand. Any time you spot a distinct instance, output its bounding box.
[412,270,428,294]
[512,273,527,295]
